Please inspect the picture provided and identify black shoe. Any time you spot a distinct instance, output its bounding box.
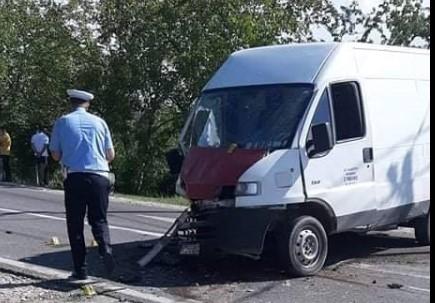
[102,251,115,275]
[68,270,88,281]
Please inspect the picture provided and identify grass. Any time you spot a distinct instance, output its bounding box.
[0,178,189,207]
[114,193,190,207]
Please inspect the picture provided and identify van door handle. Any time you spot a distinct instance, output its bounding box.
[363,148,374,163]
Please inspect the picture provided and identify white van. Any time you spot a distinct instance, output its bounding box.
[170,43,430,276]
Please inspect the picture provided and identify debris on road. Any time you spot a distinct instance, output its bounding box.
[137,208,189,267]
[48,237,60,246]
[81,285,97,297]
[387,283,404,289]
[0,270,132,303]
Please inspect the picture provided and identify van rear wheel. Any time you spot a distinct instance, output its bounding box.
[414,211,430,245]
[279,216,328,277]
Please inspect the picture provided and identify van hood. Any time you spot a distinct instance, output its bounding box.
[180,147,265,200]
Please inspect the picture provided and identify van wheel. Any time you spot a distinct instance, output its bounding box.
[279,216,328,277]
[414,212,430,245]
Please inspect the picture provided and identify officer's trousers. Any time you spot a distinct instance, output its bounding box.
[64,173,112,272]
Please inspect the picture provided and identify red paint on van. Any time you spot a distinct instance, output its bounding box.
[180,147,265,200]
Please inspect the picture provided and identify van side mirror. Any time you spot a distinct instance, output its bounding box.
[311,123,333,156]
[165,148,184,175]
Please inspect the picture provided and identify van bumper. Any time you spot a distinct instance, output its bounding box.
[178,207,281,258]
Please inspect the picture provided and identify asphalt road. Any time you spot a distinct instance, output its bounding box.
[0,184,430,303]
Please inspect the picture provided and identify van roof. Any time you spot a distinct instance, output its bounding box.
[202,42,429,91]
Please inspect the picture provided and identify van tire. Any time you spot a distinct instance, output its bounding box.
[414,211,430,246]
[278,216,328,277]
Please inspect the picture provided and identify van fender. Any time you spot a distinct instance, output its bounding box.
[283,199,338,234]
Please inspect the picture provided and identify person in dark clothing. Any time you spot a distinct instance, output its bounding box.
[0,126,12,182]
[50,89,116,280]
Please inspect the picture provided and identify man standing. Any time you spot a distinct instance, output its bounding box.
[31,127,50,186]
[0,126,12,182]
[50,89,115,280]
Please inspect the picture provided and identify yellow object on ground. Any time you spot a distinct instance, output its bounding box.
[49,237,60,246]
[81,285,96,296]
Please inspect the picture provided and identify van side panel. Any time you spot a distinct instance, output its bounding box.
[301,45,377,224]
[354,48,430,214]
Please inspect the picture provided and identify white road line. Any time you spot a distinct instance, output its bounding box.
[0,207,164,237]
[109,225,163,237]
[407,286,431,293]
[137,214,176,223]
[349,263,430,280]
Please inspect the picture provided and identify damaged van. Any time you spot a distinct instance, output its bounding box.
[169,43,430,276]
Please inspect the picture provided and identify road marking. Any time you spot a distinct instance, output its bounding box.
[407,286,431,293]
[109,225,163,237]
[349,263,430,280]
[0,207,164,237]
[137,214,176,223]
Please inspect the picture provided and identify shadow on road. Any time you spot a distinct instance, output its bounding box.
[23,231,427,290]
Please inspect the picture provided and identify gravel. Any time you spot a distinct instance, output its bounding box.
[0,270,130,303]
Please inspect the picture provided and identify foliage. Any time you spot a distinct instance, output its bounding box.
[94,0,334,194]
[317,0,430,47]
[1,0,80,181]
[0,0,430,194]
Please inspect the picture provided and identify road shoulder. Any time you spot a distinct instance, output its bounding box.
[0,257,201,303]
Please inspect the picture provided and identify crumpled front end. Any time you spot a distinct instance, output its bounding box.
[178,206,281,258]
[176,147,305,257]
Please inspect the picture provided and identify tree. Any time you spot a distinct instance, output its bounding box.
[96,0,337,194]
[317,0,430,47]
[382,0,430,47]
[0,0,100,182]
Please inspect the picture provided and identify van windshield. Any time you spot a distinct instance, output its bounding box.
[184,84,314,150]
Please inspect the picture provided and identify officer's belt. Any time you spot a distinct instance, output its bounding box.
[67,169,110,179]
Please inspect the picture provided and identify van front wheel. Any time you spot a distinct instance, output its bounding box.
[279,216,328,277]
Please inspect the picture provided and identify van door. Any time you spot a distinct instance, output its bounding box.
[301,82,376,232]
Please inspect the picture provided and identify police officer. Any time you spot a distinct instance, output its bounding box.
[50,89,115,280]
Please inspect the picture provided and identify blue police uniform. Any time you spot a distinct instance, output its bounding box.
[50,90,115,279]
[50,107,113,172]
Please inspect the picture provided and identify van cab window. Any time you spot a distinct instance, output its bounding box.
[306,90,332,157]
[330,82,365,141]
[188,84,314,150]
[311,90,332,126]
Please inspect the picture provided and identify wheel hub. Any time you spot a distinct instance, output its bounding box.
[295,229,319,266]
